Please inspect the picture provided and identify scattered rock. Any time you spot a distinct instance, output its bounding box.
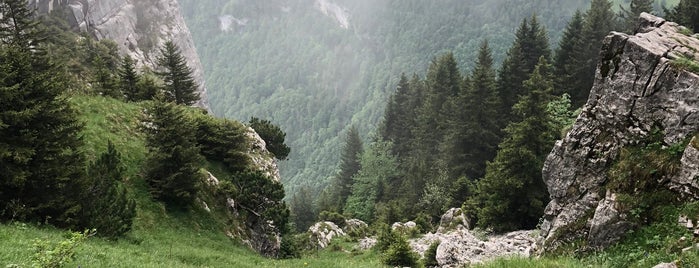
[438,208,470,232]
[653,262,678,268]
[343,219,369,238]
[392,221,418,235]
[308,221,346,249]
[357,237,377,250]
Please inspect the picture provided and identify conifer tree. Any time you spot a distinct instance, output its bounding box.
[470,58,557,233]
[380,74,413,153]
[344,140,398,222]
[553,10,586,98]
[666,0,699,31]
[290,185,316,232]
[573,0,617,106]
[619,0,654,32]
[156,40,200,105]
[0,0,86,227]
[323,126,363,213]
[119,55,141,102]
[249,117,291,160]
[498,15,551,123]
[442,40,501,181]
[82,141,136,239]
[142,100,204,208]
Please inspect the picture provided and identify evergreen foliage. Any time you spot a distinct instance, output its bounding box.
[666,0,699,31]
[289,185,316,232]
[497,15,551,123]
[573,0,618,107]
[156,40,200,105]
[249,117,291,160]
[469,58,559,232]
[232,171,289,235]
[619,0,655,32]
[195,114,250,172]
[344,140,398,222]
[381,234,419,267]
[0,0,86,228]
[142,100,204,208]
[553,10,586,98]
[82,141,136,239]
[321,126,363,213]
[119,55,141,102]
[443,41,501,181]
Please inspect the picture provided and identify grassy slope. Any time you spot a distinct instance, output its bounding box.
[0,95,382,267]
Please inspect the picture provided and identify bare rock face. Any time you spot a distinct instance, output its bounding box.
[540,13,699,251]
[29,0,210,109]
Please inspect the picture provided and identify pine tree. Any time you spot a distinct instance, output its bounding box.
[249,117,291,160]
[323,126,363,213]
[553,10,585,98]
[470,58,557,233]
[666,0,699,31]
[573,0,617,106]
[142,100,204,208]
[0,0,86,228]
[344,140,399,222]
[119,55,141,102]
[290,185,316,232]
[156,40,200,105]
[442,40,501,181]
[498,15,551,123]
[619,0,654,33]
[82,141,136,239]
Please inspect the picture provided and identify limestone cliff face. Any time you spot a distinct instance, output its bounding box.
[29,0,209,109]
[540,13,699,251]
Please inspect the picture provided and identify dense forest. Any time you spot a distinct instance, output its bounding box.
[179,0,683,231]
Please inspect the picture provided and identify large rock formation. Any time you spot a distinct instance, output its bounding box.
[29,0,209,109]
[540,13,699,251]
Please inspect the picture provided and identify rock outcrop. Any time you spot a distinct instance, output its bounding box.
[540,13,699,251]
[308,221,346,249]
[29,0,209,109]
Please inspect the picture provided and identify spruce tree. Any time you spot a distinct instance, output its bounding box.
[442,40,501,181]
[324,126,363,213]
[119,55,141,102]
[666,0,699,31]
[142,100,204,208]
[290,185,316,232]
[498,15,551,123]
[82,141,136,239]
[156,40,200,105]
[573,0,617,106]
[0,0,86,228]
[619,0,654,33]
[380,74,414,154]
[470,58,557,232]
[344,140,399,222]
[553,10,585,98]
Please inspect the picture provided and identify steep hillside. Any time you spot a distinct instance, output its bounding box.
[29,0,210,109]
[178,0,593,195]
[0,96,381,267]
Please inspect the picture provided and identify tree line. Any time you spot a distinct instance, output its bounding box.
[0,0,292,244]
[291,0,695,233]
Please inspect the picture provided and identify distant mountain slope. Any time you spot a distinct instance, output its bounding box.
[177,0,594,195]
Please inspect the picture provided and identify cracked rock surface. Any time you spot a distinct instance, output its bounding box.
[540,13,699,252]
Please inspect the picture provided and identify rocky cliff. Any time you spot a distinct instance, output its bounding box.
[29,0,209,109]
[540,13,699,251]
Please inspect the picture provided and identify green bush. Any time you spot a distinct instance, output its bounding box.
[31,230,93,268]
[382,234,419,267]
[423,240,440,267]
[317,211,346,227]
[374,223,399,252]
